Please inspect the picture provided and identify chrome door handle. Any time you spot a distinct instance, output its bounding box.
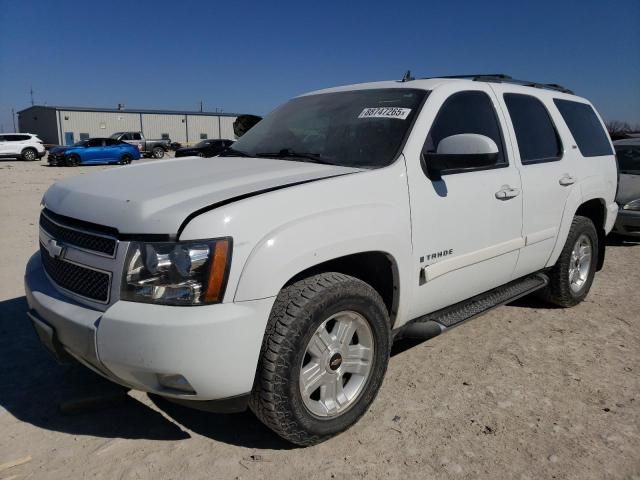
[559,175,576,186]
[495,186,521,200]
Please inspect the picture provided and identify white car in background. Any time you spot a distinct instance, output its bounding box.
[0,133,46,161]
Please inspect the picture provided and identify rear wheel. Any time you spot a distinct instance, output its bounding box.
[541,216,599,307]
[22,148,37,161]
[65,154,80,167]
[120,154,132,165]
[151,146,164,159]
[249,272,390,446]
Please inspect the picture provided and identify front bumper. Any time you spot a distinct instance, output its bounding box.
[25,253,275,406]
[47,153,65,166]
[613,208,640,237]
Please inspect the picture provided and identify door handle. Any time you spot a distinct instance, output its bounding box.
[559,175,576,186]
[495,186,521,200]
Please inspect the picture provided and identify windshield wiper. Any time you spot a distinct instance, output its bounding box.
[219,147,251,157]
[256,149,338,166]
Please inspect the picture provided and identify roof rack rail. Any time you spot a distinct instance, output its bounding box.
[424,74,574,94]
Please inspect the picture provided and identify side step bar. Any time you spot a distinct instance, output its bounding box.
[395,273,549,342]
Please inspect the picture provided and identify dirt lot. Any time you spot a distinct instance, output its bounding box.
[0,157,638,480]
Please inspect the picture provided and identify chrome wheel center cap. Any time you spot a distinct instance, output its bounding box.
[328,353,343,371]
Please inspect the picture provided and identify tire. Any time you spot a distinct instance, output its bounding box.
[151,147,165,159]
[249,272,391,446]
[22,148,37,161]
[197,152,205,157]
[120,154,132,165]
[541,216,599,307]
[65,154,80,167]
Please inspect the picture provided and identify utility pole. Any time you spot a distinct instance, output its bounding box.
[11,108,16,132]
[199,100,203,112]
[30,87,34,106]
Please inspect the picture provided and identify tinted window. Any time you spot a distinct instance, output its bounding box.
[231,89,427,168]
[615,146,640,175]
[87,138,104,147]
[79,133,90,141]
[132,133,142,140]
[553,99,613,157]
[161,133,170,140]
[504,94,562,164]
[425,91,506,165]
[105,138,119,146]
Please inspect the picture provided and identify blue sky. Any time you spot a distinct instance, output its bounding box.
[0,0,638,131]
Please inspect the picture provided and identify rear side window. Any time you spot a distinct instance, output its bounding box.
[132,133,142,140]
[425,91,507,165]
[504,94,562,164]
[553,99,613,157]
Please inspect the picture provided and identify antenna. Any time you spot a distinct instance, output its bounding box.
[401,70,414,82]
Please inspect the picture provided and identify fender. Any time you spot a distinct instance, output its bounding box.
[233,203,413,324]
[545,183,607,269]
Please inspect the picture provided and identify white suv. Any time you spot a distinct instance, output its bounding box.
[0,133,46,161]
[25,74,618,445]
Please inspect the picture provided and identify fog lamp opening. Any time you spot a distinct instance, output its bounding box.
[157,373,196,394]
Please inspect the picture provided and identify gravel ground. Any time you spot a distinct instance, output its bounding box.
[0,157,638,480]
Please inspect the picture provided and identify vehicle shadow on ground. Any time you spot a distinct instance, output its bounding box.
[606,234,640,247]
[0,296,188,441]
[0,296,293,448]
[149,396,296,450]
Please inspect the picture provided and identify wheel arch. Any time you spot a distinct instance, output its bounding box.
[547,195,607,271]
[283,251,401,328]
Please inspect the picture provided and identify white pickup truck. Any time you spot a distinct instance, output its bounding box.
[25,74,618,446]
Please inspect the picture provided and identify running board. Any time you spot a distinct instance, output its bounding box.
[395,273,549,341]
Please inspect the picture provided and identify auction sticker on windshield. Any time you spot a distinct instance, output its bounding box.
[358,107,411,120]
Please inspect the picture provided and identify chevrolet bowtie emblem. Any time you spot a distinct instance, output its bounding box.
[45,239,64,259]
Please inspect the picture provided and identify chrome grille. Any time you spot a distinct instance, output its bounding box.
[39,211,117,257]
[40,243,111,303]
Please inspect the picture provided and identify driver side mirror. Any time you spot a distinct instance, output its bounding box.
[421,133,499,179]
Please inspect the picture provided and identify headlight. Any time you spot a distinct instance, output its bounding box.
[121,238,232,305]
[622,199,640,211]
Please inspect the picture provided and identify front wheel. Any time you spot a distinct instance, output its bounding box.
[541,215,599,307]
[22,148,37,161]
[249,272,390,446]
[65,154,80,167]
[120,154,132,165]
[151,147,165,159]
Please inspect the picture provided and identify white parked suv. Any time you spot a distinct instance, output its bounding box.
[0,133,46,161]
[25,74,618,445]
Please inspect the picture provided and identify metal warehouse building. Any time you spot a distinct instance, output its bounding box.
[17,105,246,146]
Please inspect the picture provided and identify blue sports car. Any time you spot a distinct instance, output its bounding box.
[48,138,141,167]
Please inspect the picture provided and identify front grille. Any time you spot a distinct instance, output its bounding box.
[40,243,111,303]
[40,212,117,257]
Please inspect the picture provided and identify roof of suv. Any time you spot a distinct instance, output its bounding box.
[304,77,587,103]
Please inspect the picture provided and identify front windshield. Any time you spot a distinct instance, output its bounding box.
[229,88,427,168]
[72,140,87,146]
[616,146,640,175]
[195,141,210,148]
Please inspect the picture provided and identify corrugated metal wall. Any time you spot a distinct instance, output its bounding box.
[140,114,187,142]
[220,117,236,140]
[185,115,221,142]
[18,108,240,146]
[59,111,141,144]
[18,107,60,144]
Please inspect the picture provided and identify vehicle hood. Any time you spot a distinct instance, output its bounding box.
[49,146,76,154]
[617,173,640,204]
[43,157,362,235]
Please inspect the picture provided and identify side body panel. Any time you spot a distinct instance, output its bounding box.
[401,82,524,318]
[179,161,414,326]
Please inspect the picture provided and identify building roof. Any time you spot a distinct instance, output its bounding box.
[17,105,244,117]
